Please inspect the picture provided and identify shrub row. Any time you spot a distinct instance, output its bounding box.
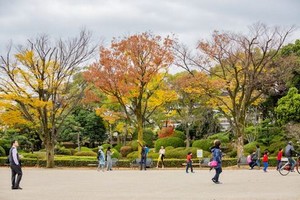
[0,157,281,168]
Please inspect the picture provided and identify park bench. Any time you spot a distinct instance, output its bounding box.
[182,158,210,168]
[237,156,248,168]
[87,158,119,168]
[130,158,153,168]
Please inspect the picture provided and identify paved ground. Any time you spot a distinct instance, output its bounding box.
[0,167,299,200]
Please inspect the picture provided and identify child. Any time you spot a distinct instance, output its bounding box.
[186,152,194,173]
[262,150,269,172]
[276,148,283,170]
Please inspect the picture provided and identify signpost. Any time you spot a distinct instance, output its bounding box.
[197,149,203,168]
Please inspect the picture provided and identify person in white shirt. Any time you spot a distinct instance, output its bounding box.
[156,146,165,169]
[9,140,23,190]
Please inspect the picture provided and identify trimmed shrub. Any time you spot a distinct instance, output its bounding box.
[114,144,122,152]
[208,132,230,143]
[70,149,78,155]
[165,146,174,151]
[268,141,286,156]
[244,142,258,155]
[192,139,213,151]
[55,147,72,155]
[158,126,175,138]
[120,146,133,157]
[75,147,93,152]
[127,151,139,160]
[0,146,6,156]
[130,141,138,151]
[102,144,111,150]
[74,151,97,157]
[155,137,185,152]
[111,149,121,159]
[172,130,186,140]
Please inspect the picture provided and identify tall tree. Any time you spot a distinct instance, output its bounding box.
[84,32,174,153]
[175,23,294,157]
[0,30,95,167]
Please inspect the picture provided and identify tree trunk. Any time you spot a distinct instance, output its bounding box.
[137,115,143,158]
[45,140,55,168]
[236,135,244,159]
[185,125,190,148]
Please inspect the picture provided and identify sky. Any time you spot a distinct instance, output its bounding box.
[0,0,299,58]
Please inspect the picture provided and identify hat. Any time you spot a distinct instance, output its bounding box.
[288,141,292,145]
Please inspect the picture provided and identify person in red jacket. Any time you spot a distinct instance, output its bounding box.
[262,150,269,172]
[276,148,283,170]
[186,152,194,173]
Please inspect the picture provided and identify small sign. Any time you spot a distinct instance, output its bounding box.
[197,149,203,158]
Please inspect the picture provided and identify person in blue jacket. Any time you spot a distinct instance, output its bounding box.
[211,139,222,184]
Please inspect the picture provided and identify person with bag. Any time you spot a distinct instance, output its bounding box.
[9,140,23,190]
[156,146,165,169]
[211,140,222,184]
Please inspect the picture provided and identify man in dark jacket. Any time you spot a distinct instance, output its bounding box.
[9,140,23,190]
[285,141,296,171]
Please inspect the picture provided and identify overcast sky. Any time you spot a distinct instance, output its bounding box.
[0,0,299,56]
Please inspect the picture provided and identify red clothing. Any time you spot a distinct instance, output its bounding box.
[263,154,268,162]
[277,151,283,161]
[186,154,192,162]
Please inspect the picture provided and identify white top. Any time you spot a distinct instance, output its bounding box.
[159,149,165,155]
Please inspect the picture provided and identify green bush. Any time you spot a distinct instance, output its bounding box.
[165,146,174,151]
[55,147,72,155]
[0,139,11,154]
[208,132,230,143]
[76,147,93,152]
[120,146,133,157]
[268,141,286,156]
[155,137,185,152]
[111,149,121,159]
[228,150,237,158]
[102,144,111,150]
[165,147,211,159]
[127,151,139,160]
[114,144,122,152]
[130,141,138,151]
[192,139,213,151]
[0,146,6,156]
[74,151,97,157]
[172,130,186,140]
[70,149,78,155]
[244,142,258,155]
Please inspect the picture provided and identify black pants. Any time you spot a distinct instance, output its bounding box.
[11,165,22,188]
[213,167,222,182]
[140,156,147,170]
[186,161,193,172]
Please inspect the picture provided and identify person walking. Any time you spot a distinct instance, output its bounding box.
[186,152,194,173]
[262,150,269,172]
[255,145,261,169]
[276,148,283,170]
[137,140,148,170]
[211,140,222,184]
[106,147,114,171]
[97,146,105,172]
[285,141,296,172]
[9,140,23,190]
[156,146,165,169]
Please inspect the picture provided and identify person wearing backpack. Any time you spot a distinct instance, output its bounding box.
[9,140,23,190]
[285,141,296,172]
[211,140,222,184]
[97,146,105,172]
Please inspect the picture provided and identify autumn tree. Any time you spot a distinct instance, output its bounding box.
[168,71,210,147]
[0,30,95,167]
[84,32,175,153]
[175,23,294,157]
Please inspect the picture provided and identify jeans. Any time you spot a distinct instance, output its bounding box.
[256,159,260,167]
[288,157,295,170]
[186,161,193,173]
[276,160,281,170]
[263,162,268,172]
[213,167,222,182]
[11,165,22,188]
[140,156,147,170]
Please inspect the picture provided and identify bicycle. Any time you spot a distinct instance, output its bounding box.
[278,154,300,176]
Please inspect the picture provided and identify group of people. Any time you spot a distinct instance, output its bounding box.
[247,141,298,172]
[97,146,114,172]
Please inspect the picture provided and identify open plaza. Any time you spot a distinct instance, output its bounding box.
[0,167,299,200]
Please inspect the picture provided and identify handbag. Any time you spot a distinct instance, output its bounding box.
[208,160,218,167]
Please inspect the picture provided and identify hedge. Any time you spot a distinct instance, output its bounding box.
[0,157,281,168]
[171,130,186,140]
[0,146,6,156]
